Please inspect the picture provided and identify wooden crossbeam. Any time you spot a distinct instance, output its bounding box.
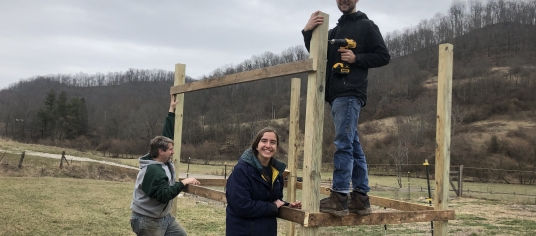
[180,178,226,187]
[169,59,315,95]
[278,207,455,227]
[369,195,433,211]
[182,183,452,227]
[292,181,433,211]
[193,179,433,211]
[183,185,227,203]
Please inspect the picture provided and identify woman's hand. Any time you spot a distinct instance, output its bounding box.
[274,199,285,208]
[289,201,302,209]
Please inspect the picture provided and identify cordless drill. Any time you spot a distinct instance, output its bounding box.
[329,38,357,74]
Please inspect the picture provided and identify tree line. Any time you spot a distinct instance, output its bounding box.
[0,0,535,184]
[384,0,536,57]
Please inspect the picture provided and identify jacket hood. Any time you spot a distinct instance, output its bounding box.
[239,149,286,174]
[139,154,164,169]
[338,11,368,24]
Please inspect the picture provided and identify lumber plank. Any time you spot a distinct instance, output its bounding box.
[369,195,434,211]
[169,59,315,95]
[290,182,433,211]
[434,43,454,236]
[179,178,226,187]
[286,78,301,236]
[278,208,455,227]
[171,63,186,216]
[183,185,227,203]
[302,11,329,236]
[305,210,455,227]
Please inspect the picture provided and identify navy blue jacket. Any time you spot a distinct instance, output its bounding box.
[225,149,287,236]
[303,11,390,105]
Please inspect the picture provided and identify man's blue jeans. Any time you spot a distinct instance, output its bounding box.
[330,96,370,194]
[130,211,187,236]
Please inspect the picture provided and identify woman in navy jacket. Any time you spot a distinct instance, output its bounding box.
[225,127,301,236]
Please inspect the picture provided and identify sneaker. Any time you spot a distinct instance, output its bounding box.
[348,191,372,216]
[319,189,349,217]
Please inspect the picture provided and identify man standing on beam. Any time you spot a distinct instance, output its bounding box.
[302,0,390,217]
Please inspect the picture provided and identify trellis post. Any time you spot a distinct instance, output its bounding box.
[301,11,329,236]
[172,63,186,217]
[434,43,453,236]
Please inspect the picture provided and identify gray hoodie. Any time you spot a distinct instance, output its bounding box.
[130,154,185,218]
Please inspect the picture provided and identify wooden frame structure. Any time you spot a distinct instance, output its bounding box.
[170,11,454,236]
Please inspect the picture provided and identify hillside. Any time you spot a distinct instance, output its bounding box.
[1,21,535,184]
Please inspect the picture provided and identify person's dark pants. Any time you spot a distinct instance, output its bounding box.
[130,211,187,236]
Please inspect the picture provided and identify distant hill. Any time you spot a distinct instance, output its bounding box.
[1,19,536,184]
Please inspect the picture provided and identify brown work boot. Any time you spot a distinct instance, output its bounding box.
[349,191,372,216]
[319,190,349,217]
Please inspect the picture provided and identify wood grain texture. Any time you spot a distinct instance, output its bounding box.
[170,59,315,95]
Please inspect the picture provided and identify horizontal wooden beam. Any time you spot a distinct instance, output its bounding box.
[170,59,315,94]
[290,182,433,211]
[180,178,226,187]
[183,184,451,227]
[183,185,227,203]
[369,195,434,211]
[278,208,454,227]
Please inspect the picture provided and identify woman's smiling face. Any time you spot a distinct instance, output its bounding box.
[256,132,278,160]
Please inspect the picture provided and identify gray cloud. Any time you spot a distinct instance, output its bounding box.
[0,0,452,89]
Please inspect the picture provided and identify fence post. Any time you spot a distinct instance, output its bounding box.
[224,162,227,179]
[458,165,463,197]
[18,151,25,169]
[187,157,191,178]
[424,159,434,235]
[407,171,411,200]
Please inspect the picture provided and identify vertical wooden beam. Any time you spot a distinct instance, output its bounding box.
[286,78,301,236]
[434,43,453,236]
[172,63,186,216]
[459,165,463,197]
[302,11,329,236]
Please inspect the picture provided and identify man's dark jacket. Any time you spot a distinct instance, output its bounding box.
[302,11,390,105]
[225,149,286,236]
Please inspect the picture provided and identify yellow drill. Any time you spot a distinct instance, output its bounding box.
[329,38,356,74]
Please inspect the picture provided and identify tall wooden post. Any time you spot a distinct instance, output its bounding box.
[434,43,453,236]
[302,12,329,236]
[286,78,301,236]
[172,63,186,216]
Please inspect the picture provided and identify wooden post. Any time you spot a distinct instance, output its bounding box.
[458,165,463,197]
[0,152,6,163]
[172,63,186,217]
[286,78,301,236]
[60,151,70,169]
[433,43,453,236]
[60,152,64,169]
[18,151,25,169]
[302,11,329,236]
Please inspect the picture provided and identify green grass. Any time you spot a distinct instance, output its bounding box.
[2,176,536,235]
[2,139,536,235]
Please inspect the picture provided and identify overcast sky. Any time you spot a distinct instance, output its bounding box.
[0,0,453,90]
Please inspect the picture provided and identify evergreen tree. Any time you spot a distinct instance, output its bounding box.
[37,89,57,138]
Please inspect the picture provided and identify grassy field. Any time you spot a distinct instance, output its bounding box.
[1,177,535,236]
[2,139,536,235]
